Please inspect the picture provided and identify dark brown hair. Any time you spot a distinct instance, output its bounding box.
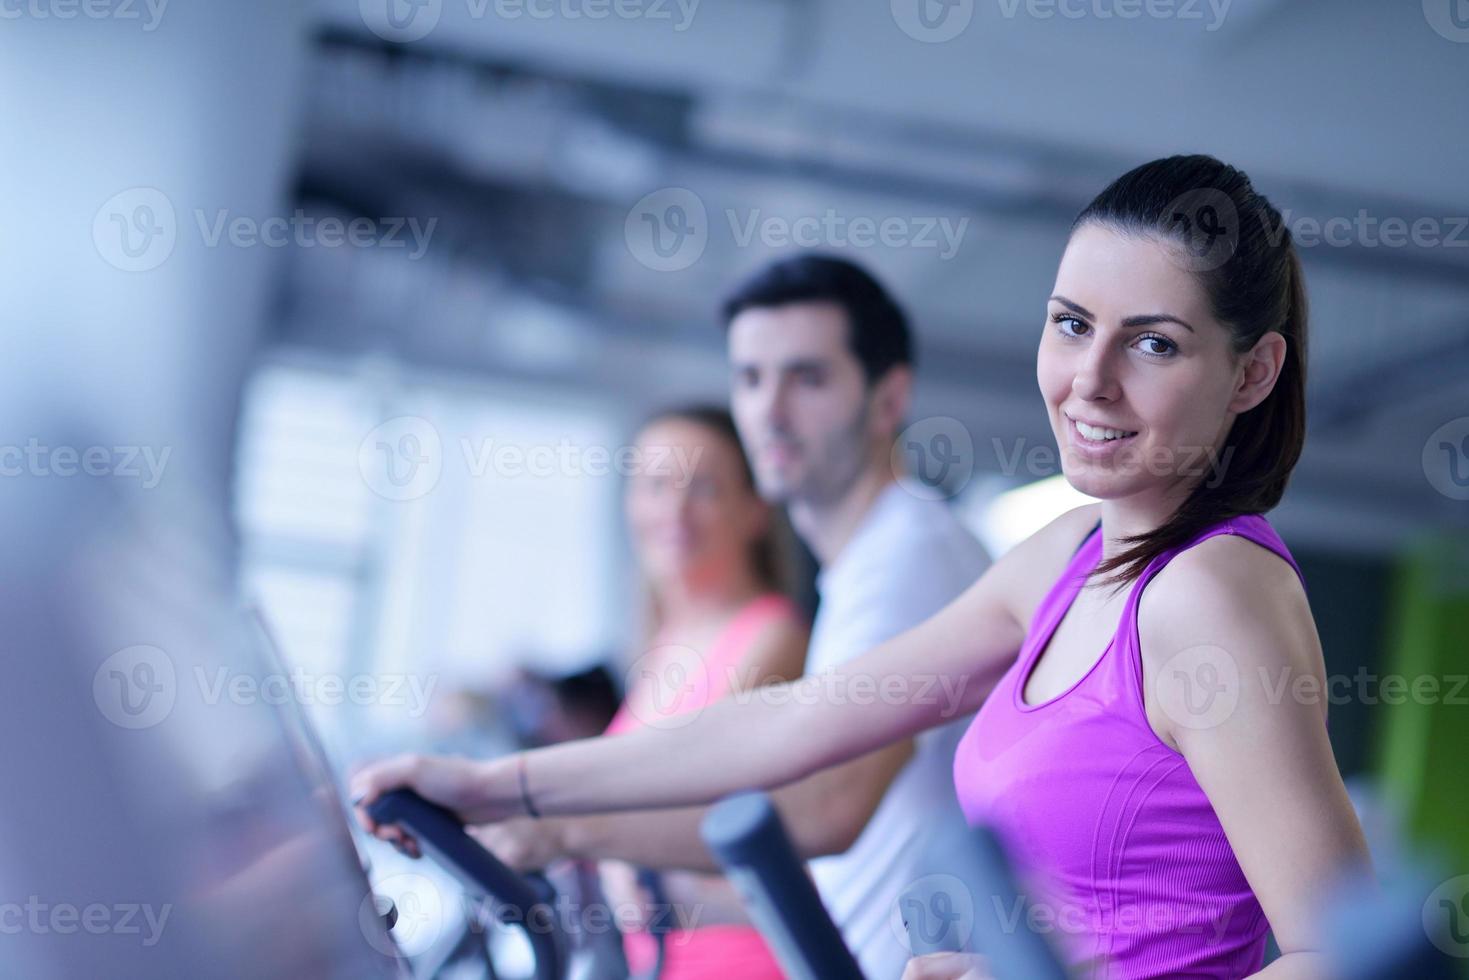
[1074,155,1308,587]
[720,254,914,384]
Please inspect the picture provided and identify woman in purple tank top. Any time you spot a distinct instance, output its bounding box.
[355,157,1371,979]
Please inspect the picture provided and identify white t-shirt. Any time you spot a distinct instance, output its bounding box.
[804,482,991,980]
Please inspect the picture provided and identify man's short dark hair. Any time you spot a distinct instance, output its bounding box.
[720,254,914,383]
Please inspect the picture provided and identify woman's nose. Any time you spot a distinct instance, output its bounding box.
[1071,345,1120,402]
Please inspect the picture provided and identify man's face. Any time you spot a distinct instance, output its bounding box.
[727,301,872,506]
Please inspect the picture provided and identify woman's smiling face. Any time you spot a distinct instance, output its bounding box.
[1038,221,1246,502]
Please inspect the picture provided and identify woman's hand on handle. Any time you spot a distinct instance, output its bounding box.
[901,952,994,980]
[350,752,520,853]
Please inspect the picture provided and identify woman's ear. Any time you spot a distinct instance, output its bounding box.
[1228,331,1287,414]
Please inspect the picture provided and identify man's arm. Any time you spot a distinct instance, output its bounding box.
[474,746,913,872]
[508,739,915,872]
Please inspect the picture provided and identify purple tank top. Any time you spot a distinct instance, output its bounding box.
[952,513,1307,979]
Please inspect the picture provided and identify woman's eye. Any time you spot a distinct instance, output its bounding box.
[1135,334,1177,357]
[1052,313,1088,337]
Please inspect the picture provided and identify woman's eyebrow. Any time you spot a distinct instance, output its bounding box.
[1049,295,1092,318]
[1049,296,1195,334]
[1120,313,1196,333]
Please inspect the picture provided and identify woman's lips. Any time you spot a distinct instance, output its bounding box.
[1066,415,1139,459]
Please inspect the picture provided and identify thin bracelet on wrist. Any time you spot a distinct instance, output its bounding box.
[517,753,541,819]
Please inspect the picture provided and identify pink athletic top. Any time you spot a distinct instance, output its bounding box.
[953,514,1308,979]
[605,593,800,980]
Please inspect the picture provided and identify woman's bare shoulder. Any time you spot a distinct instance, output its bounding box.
[1140,531,1319,684]
[1147,531,1309,624]
[991,502,1103,623]
[1006,502,1103,572]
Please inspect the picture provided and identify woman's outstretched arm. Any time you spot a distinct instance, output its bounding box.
[352,505,1100,839]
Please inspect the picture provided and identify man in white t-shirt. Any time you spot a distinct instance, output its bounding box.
[721,254,990,978]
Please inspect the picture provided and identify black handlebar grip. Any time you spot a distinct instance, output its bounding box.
[366,789,564,980]
[701,792,864,980]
